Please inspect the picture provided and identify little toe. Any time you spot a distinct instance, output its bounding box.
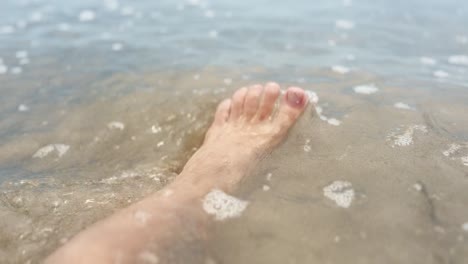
[213,99,232,125]
[275,87,308,129]
[243,85,264,120]
[229,87,248,120]
[255,82,280,121]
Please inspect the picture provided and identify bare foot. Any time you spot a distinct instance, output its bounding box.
[178,82,308,192]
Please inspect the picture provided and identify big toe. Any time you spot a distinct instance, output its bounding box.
[276,87,308,128]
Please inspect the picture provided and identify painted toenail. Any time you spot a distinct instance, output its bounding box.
[286,90,305,108]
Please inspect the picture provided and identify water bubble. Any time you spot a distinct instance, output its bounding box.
[323,181,355,208]
[433,70,449,78]
[16,51,28,59]
[107,121,125,130]
[79,10,96,22]
[331,65,350,74]
[57,23,71,31]
[208,30,218,38]
[112,43,123,51]
[335,20,355,30]
[0,25,15,34]
[393,102,413,110]
[11,67,22,74]
[18,104,29,112]
[29,12,43,23]
[33,144,70,158]
[462,222,468,232]
[413,183,423,192]
[0,65,7,74]
[420,57,437,66]
[327,118,341,126]
[223,78,232,85]
[203,189,249,221]
[204,10,215,18]
[346,54,356,61]
[353,84,379,94]
[448,55,468,66]
[103,0,120,11]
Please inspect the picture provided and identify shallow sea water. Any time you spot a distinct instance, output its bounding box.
[1,0,468,263]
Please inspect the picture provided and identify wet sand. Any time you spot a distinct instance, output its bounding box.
[1,66,467,263]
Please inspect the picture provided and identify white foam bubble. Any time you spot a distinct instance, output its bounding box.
[262,185,270,191]
[456,35,468,45]
[442,144,462,157]
[29,12,43,22]
[107,121,125,130]
[15,51,28,59]
[208,30,218,38]
[112,43,123,51]
[204,10,215,18]
[11,67,22,74]
[223,78,232,85]
[420,57,437,66]
[323,181,355,208]
[305,90,319,104]
[104,0,120,11]
[0,65,7,74]
[413,183,423,192]
[18,104,29,112]
[448,55,468,66]
[57,23,71,31]
[202,189,249,221]
[433,70,449,78]
[335,20,355,30]
[393,102,413,110]
[0,25,15,34]
[327,118,342,126]
[386,125,428,148]
[151,125,162,134]
[266,173,273,181]
[462,222,468,232]
[353,84,378,94]
[462,156,468,166]
[331,65,350,74]
[343,0,353,7]
[79,10,96,22]
[346,54,355,61]
[303,139,311,152]
[33,144,70,158]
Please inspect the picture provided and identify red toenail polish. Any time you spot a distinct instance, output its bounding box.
[286,91,304,108]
